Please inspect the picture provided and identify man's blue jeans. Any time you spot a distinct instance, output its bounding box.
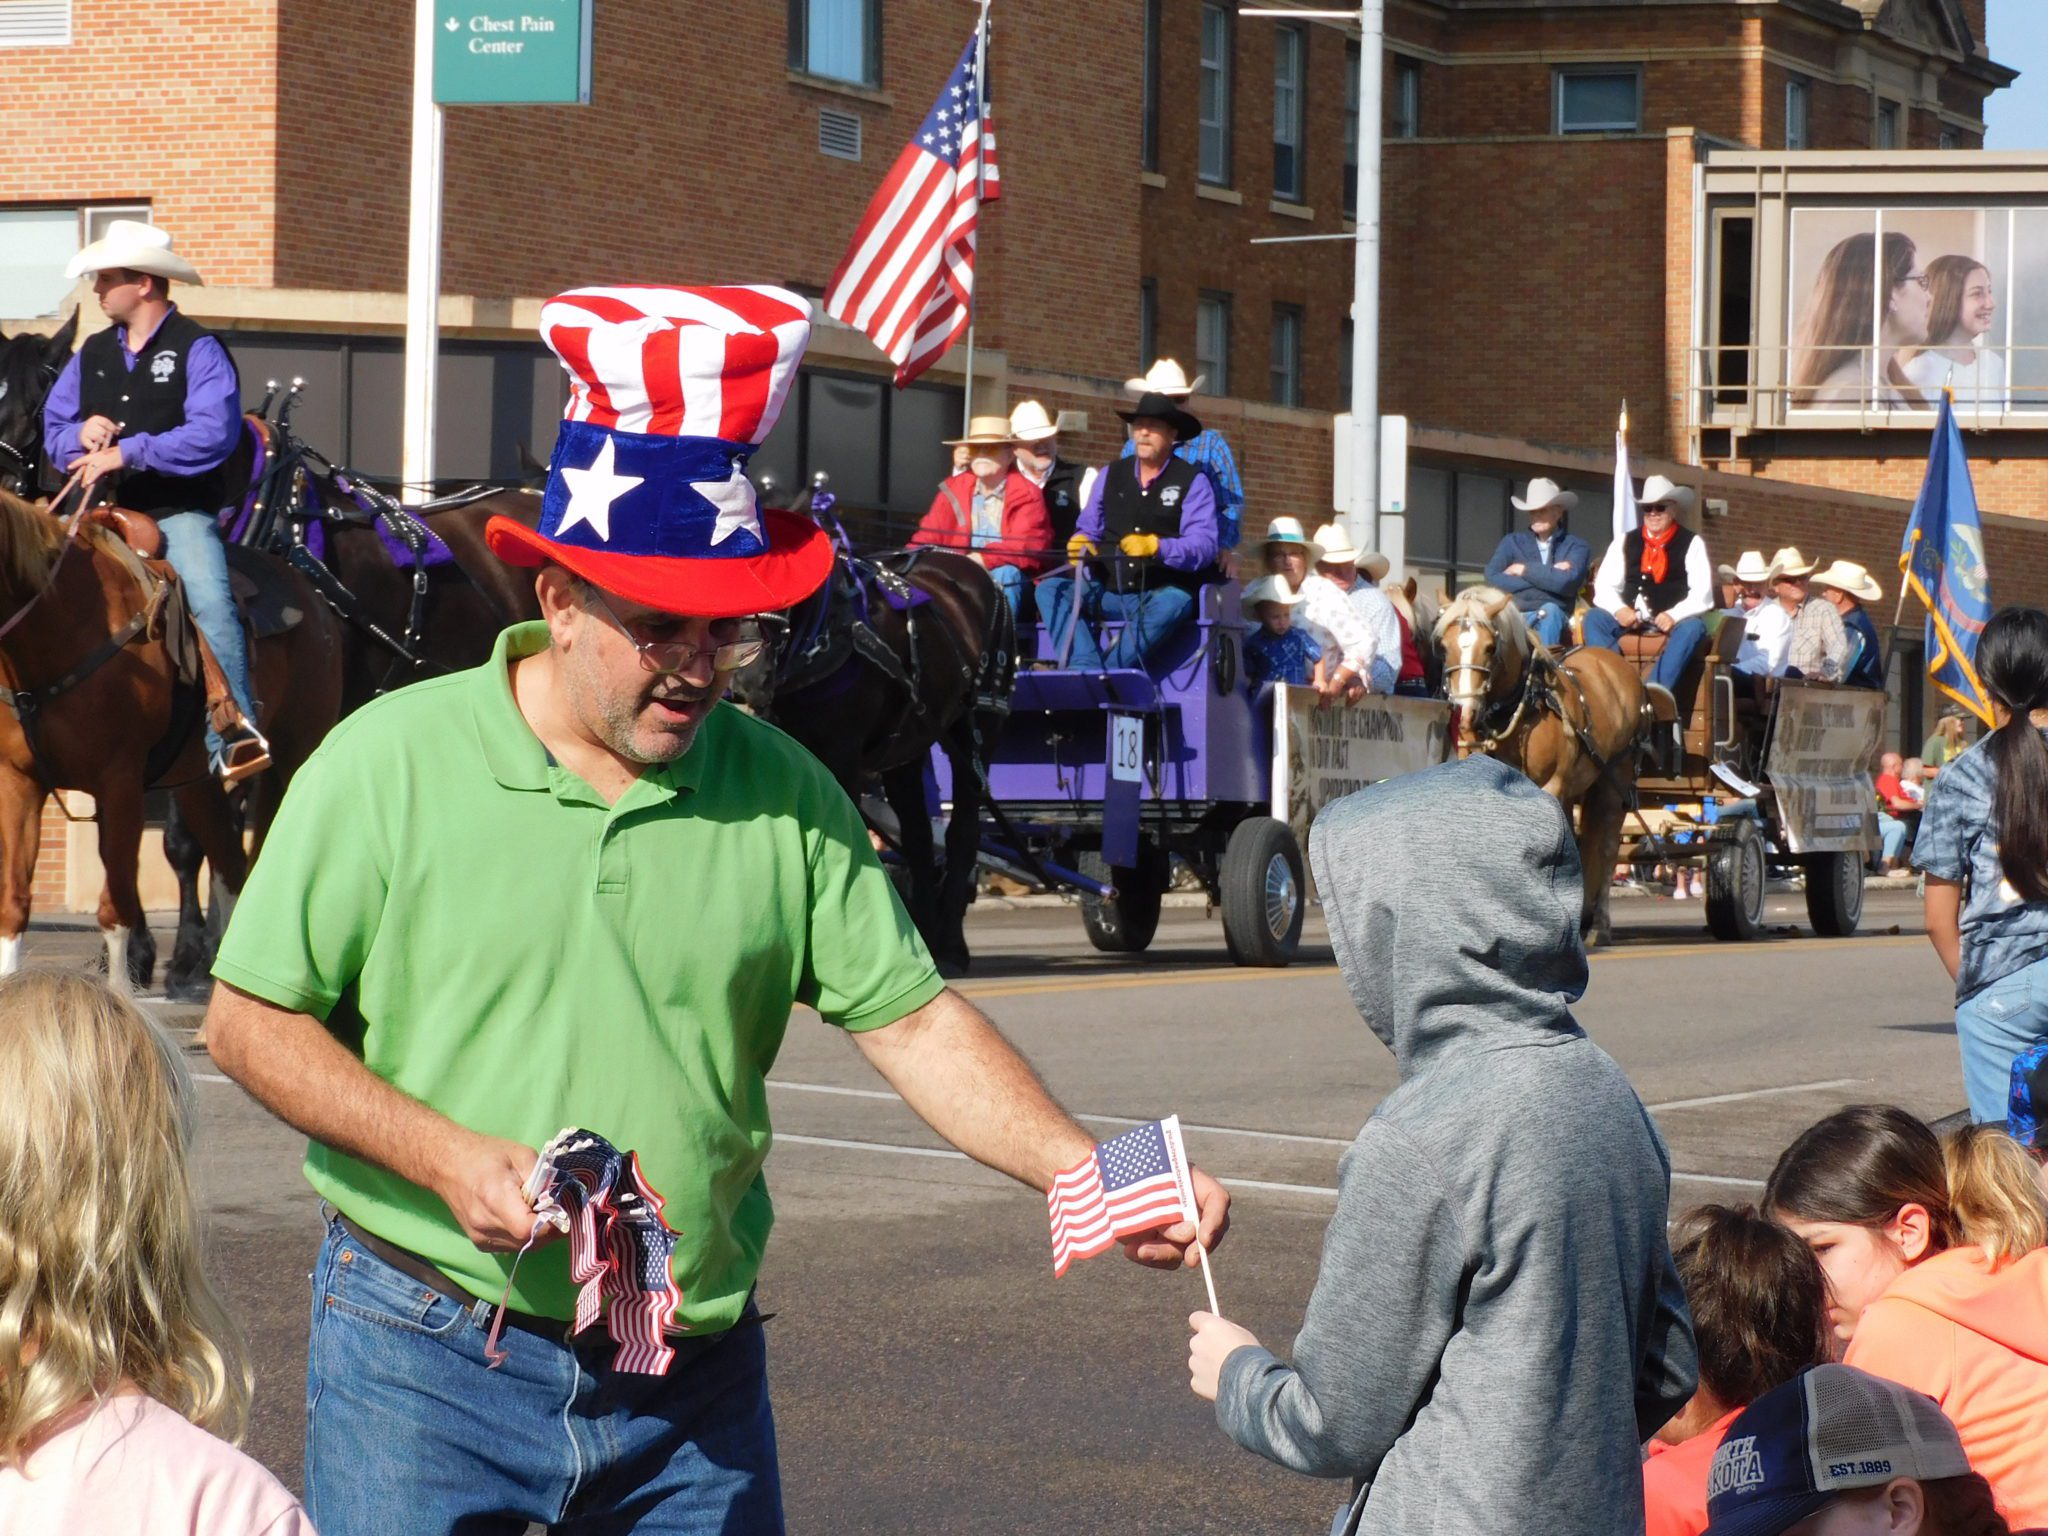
[1035,573,1195,670]
[985,561,1025,620]
[159,510,255,762]
[1521,601,1569,649]
[1956,956,2048,1125]
[1581,609,1709,697]
[304,1219,782,1536]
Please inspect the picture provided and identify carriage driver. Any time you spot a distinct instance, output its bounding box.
[1036,390,1220,671]
[202,284,1228,1536]
[42,220,269,784]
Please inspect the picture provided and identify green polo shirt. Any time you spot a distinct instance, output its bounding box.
[213,622,943,1333]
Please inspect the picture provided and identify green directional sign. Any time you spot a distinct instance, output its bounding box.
[434,0,592,105]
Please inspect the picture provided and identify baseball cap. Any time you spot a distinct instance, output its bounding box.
[2010,1043,2048,1149]
[1703,1365,1971,1536]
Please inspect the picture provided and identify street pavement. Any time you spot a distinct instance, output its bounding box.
[20,886,1961,1533]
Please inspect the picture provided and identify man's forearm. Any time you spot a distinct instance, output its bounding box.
[852,988,1093,1189]
[206,982,468,1193]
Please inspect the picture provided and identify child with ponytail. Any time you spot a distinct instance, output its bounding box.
[1766,1105,2048,1527]
[1914,607,2048,1123]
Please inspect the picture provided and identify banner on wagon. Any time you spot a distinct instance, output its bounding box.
[1271,686,1452,882]
[1764,681,1886,855]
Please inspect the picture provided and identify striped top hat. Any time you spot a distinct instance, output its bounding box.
[486,284,833,618]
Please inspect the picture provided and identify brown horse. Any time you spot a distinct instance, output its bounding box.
[0,488,342,989]
[1434,587,1650,944]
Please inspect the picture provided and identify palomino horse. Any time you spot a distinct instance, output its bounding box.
[1434,587,1651,944]
[0,487,343,989]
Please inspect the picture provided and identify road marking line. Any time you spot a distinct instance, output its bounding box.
[771,1129,1763,1195]
[1648,1078,1864,1112]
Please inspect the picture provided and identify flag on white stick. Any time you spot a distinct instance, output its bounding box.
[1612,401,1638,548]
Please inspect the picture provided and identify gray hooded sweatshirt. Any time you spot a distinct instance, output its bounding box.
[1215,756,1698,1535]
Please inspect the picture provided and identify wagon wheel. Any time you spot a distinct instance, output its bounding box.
[1078,843,1168,954]
[1220,817,1305,968]
[1704,817,1766,942]
[1803,850,1865,938]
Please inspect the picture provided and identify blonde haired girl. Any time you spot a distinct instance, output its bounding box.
[0,970,310,1533]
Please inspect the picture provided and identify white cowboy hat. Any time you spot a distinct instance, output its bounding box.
[1769,545,1819,578]
[944,414,1017,448]
[1124,357,1205,398]
[1261,516,1323,564]
[1511,476,1579,513]
[1732,549,1776,584]
[1812,559,1883,602]
[1637,475,1698,515]
[1241,574,1305,616]
[1007,400,1059,443]
[1310,521,1392,582]
[64,219,203,285]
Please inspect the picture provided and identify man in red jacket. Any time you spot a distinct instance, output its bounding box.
[911,414,1053,618]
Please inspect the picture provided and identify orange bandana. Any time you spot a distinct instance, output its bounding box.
[1640,521,1676,586]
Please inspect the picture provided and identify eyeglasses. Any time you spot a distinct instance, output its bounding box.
[586,587,766,675]
[1902,271,1931,291]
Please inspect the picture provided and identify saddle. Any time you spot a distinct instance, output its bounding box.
[91,506,305,642]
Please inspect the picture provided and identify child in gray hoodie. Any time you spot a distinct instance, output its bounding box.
[1188,755,1698,1535]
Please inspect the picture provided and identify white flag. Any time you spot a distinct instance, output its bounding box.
[1612,406,1638,548]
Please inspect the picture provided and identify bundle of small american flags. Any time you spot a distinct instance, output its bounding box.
[1047,1116,1200,1278]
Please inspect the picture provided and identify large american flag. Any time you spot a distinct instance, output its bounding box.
[823,22,999,386]
[1048,1117,1198,1277]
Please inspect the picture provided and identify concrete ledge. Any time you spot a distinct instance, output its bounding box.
[1195,183,1244,206]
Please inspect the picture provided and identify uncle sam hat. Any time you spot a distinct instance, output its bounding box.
[486,284,833,618]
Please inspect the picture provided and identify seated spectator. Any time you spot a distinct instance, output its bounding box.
[1903,757,1929,804]
[1727,550,1794,681]
[1702,1364,2024,1536]
[912,416,1054,619]
[1813,558,1888,691]
[1007,400,1088,548]
[1644,1205,1832,1536]
[1262,517,1378,704]
[1766,1104,2048,1526]
[1585,476,1715,718]
[1308,521,1397,695]
[1485,478,1592,650]
[1716,562,1741,611]
[0,970,312,1535]
[1876,750,1922,873]
[2007,1044,2048,1199]
[1241,575,1319,688]
[1036,392,1218,671]
[1771,547,1854,683]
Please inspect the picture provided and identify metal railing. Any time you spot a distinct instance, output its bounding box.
[1689,343,2048,433]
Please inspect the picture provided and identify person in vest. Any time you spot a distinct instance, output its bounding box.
[1813,559,1887,691]
[1008,400,1089,548]
[1585,476,1716,716]
[909,415,1052,619]
[1118,359,1243,577]
[1037,392,1218,671]
[42,221,267,784]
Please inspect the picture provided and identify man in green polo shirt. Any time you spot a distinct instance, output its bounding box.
[204,285,1226,1536]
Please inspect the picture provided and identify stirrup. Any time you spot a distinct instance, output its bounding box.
[215,724,272,787]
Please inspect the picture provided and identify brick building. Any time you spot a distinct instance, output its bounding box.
[0,0,2036,905]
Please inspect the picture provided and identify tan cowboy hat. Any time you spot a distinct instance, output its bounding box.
[1511,477,1578,514]
[944,415,1017,448]
[1637,475,1698,515]
[1812,559,1883,603]
[1124,357,1205,398]
[1732,549,1776,584]
[1769,546,1818,579]
[1007,400,1059,443]
[65,218,203,285]
[1310,521,1392,582]
[1241,574,1306,617]
[1262,516,1323,564]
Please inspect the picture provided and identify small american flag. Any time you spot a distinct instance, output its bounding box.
[1048,1117,1198,1278]
[823,20,999,386]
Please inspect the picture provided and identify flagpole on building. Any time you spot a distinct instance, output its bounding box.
[401,0,445,496]
[959,0,993,434]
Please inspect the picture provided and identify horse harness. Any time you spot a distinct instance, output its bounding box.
[1447,617,1615,777]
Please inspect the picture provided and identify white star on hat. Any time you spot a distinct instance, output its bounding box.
[694,460,763,546]
[556,436,643,543]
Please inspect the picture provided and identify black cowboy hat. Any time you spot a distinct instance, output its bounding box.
[1115,391,1202,443]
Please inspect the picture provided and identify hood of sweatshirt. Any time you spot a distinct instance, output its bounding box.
[1308,754,1589,1080]
[1882,1245,2048,1364]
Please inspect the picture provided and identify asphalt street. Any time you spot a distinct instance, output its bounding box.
[21,886,1961,1533]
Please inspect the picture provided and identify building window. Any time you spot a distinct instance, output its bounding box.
[1270,305,1303,406]
[0,2,71,47]
[1141,0,1161,172]
[1875,99,1901,149]
[1785,77,1810,150]
[789,0,879,89]
[1339,318,1354,411]
[746,368,963,534]
[1272,25,1306,201]
[1392,57,1421,140]
[1139,279,1158,372]
[1343,42,1360,218]
[1197,291,1231,398]
[1939,126,1959,151]
[0,203,149,320]
[1199,3,1233,185]
[1554,68,1641,134]
[1404,467,1515,581]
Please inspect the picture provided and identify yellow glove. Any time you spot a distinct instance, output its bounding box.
[1066,533,1098,563]
[1118,532,1160,559]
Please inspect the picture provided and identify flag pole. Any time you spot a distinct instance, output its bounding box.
[1195,1238,1220,1316]
[959,0,993,434]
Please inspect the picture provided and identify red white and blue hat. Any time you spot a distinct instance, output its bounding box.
[486,284,833,618]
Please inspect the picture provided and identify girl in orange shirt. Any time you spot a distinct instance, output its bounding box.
[1766,1105,2048,1529]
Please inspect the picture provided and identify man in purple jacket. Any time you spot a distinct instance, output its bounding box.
[43,221,268,783]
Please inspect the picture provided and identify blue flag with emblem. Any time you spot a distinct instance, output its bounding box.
[1900,391,1994,727]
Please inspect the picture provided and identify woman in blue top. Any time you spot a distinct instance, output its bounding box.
[1915,606,2048,1122]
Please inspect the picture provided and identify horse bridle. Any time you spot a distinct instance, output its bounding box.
[1444,612,1544,754]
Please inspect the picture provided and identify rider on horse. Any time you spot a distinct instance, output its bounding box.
[41,220,270,785]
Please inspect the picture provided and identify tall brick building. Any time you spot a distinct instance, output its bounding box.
[0,0,2038,903]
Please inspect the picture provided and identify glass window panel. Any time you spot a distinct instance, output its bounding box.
[807,374,884,508]
[1339,318,1353,411]
[1197,294,1231,398]
[1270,307,1301,407]
[1272,28,1303,201]
[1141,0,1160,172]
[886,382,962,522]
[1406,466,1451,565]
[1393,59,1420,140]
[804,0,869,86]
[1785,78,1809,150]
[1557,71,1640,133]
[1454,473,1509,565]
[1199,4,1232,185]
[748,378,802,505]
[1343,44,1359,217]
[0,209,80,320]
[1876,101,1900,149]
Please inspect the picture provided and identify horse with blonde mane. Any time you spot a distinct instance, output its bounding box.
[0,487,341,988]
[1434,586,1656,943]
